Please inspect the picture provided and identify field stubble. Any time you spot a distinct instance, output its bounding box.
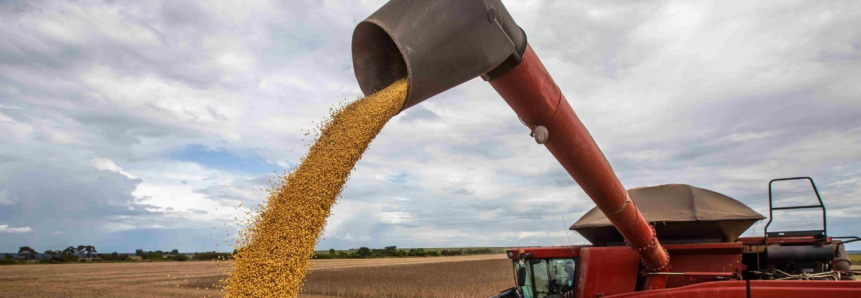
[302,257,512,298]
[0,254,511,298]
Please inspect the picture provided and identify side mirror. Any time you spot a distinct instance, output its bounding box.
[517,266,527,287]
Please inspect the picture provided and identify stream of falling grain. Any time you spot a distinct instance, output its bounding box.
[223,79,408,297]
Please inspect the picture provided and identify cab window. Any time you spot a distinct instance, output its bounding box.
[517,258,578,298]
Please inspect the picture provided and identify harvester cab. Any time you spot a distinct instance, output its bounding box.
[351,0,861,297]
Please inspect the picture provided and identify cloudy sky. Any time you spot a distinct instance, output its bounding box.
[1,0,860,253]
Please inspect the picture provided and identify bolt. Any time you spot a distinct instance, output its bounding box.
[533,125,549,144]
[487,8,496,23]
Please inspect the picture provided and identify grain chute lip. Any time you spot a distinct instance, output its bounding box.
[351,19,412,113]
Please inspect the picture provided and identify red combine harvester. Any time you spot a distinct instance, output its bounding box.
[350,1,861,297]
[498,180,860,298]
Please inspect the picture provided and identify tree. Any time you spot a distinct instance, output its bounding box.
[356,247,371,258]
[84,245,97,259]
[96,252,116,261]
[170,249,179,255]
[4,254,12,260]
[54,247,79,262]
[144,251,163,260]
[135,249,145,257]
[168,253,189,261]
[18,246,37,260]
[99,252,128,261]
[384,246,397,257]
[329,249,336,257]
[192,251,230,261]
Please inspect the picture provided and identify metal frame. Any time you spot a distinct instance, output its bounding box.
[763,177,827,244]
[833,236,861,244]
[833,236,861,256]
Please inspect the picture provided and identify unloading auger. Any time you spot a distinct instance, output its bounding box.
[351,1,861,297]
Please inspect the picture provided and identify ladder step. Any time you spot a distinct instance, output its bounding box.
[771,205,822,210]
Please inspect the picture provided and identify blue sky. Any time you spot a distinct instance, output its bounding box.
[170,144,282,175]
[0,0,860,254]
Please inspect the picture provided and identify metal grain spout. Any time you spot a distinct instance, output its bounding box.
[351,0,526,112]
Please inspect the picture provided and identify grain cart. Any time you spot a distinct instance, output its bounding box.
[350,1,861,297]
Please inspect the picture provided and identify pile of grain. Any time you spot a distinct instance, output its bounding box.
[224,79,408,297]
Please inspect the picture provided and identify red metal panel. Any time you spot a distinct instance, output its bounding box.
[490,44,669,289]
[669,272,736,277]
[664,251,741,288]
[609,281,747,298]
[660,241,743,288]
[609,280,861,298]
[664,242,742,252]
[577,247,641,298]
[738,236,831,245]
[507,246,582,260]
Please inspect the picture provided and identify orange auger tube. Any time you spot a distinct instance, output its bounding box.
[351,0,670,289]
[489,45,670,289]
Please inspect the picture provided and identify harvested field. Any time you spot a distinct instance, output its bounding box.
[0,254,510,298]
[309,254,505,270]
[851,253,861,264]
[302,257,512,298]
[0,261,223,298]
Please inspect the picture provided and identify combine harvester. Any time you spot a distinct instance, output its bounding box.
[350,1,861,297]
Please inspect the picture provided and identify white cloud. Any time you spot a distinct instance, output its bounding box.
[0,104,22,110]
[92,158,137,179]
[341,233,371,242]
[0,225,33,234]
[726,132,773,143]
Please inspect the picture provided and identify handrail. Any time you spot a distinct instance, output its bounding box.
[763,177,827,244]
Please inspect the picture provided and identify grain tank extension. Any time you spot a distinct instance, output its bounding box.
[351,1,861,297]
[572,184,766,246]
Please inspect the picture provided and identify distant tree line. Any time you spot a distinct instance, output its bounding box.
[134,249,190,261]
[190,251,233,261]
[3,244,501,265]
[1,245,233,265]
[314,246,499,259]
